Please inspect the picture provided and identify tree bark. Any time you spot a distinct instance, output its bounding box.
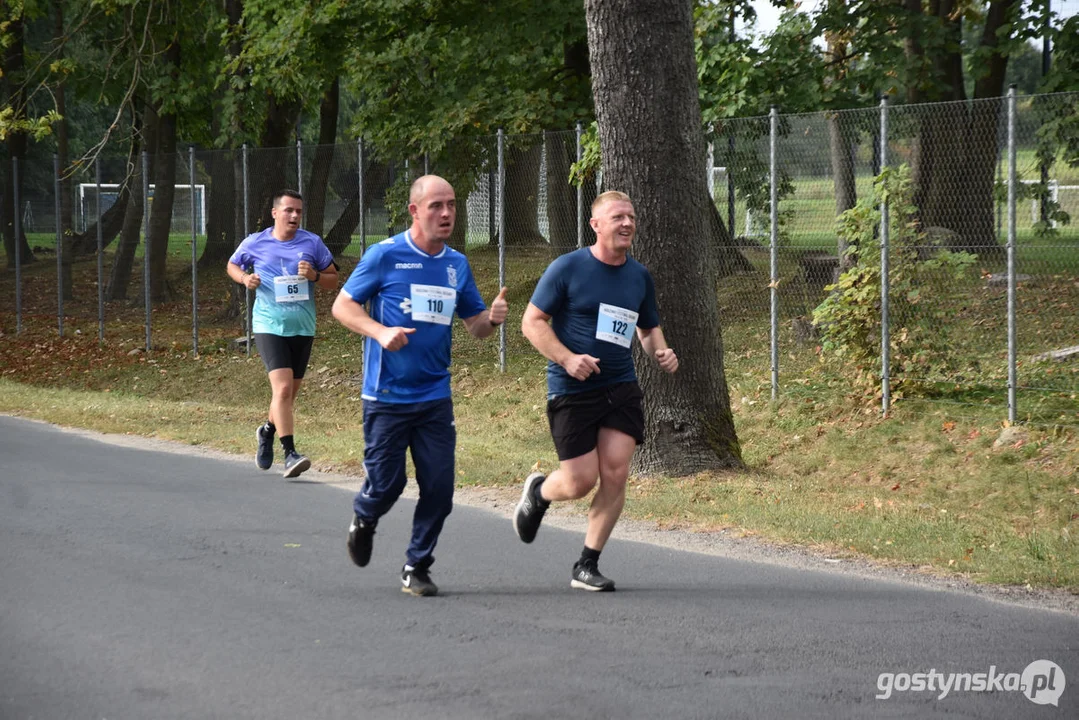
[906,0,1015,256]
[586,0,743,476]
[1,17,35,268]
[199,147,237,269]
[53,0,76,300]
[305,76,339,237]
[250,95,301,232]
[828,112,858,266]
[500,142,546,245]
[146,36,181,304]
[544,130,578,254]
[108,103,157,302]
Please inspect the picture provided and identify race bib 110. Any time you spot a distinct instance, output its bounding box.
[410,284,457,325]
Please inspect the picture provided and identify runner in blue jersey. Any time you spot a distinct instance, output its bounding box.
[515,190,679,592]
[227,190,338,479]
[333,174,509,597]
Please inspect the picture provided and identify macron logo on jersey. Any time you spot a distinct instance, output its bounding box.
[395,262,423,270]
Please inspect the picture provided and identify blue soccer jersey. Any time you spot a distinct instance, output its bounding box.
[529,247,660,397]
[340,231,486,403]
[228,228,335,337]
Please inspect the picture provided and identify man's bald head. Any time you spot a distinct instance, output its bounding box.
[410,175,455,205]
[408,175,457,247]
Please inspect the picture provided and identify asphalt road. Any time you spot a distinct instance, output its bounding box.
[1,415,1076,719]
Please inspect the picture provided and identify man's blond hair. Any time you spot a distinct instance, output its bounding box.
[591,190,633,215]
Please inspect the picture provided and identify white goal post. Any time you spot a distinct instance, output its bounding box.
[77,183,207,236]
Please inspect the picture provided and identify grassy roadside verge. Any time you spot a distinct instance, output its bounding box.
[0,248,1076,591]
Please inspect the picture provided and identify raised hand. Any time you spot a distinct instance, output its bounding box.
[489,287,509,325]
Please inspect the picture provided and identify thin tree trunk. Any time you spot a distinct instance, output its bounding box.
[108,103,157,301]
[305,76,339,237]
[586,0,742,475]
[2,17,35,268]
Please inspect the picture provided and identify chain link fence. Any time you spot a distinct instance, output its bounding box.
[2,92,1077,425]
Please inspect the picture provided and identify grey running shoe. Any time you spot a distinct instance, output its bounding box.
[347,514,376,568]
[513,471,549,543]
[571,559,616,592]
[401,566,438,597]
[255,424,274,470]
[282,451,311,479]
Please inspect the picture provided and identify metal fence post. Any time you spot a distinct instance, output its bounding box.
[707,127,715,200]
[727,131,736,241]
[769,107,779,401]
[95,158,104,343]
[55,154,64,337]
[243,143,251,356]
[142,151,151,352]
[576,122,584,249]
[879,96,891,416]
[296,138,304,227]
[13,157,22,335]
[358,138,366,252]
[1007,86,1018,424]
[497,128,507,372]
[357,137,366,371]
[190,146,199,355]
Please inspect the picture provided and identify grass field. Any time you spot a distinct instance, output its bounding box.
[1,240,1076,592]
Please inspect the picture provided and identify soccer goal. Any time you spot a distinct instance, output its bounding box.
[77,183,207,235]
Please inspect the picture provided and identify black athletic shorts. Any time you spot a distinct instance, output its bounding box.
[253,333,314,378]
[546,381,645,461]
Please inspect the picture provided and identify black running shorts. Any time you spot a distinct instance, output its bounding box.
[253,333,314,378]
[545,381,645,461]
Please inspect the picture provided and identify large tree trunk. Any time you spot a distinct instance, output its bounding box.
[250,95,301,233]
[501,142,546,245]
[828,113,858,266]
[906,0,1015,256]
[199,147,237,269]
[305,76,339,237]
[545,130,578,254]
[1,17,35,269]
[148,114,177,303]
[586,0,742,476]
[146,32,180,304]
[53,1,76,301]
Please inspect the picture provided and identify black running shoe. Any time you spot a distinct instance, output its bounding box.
[282,451,311,479]
[513,471,549,543]
[401,566,438,596]
[255,424,274,470]
[347,514,376,567]
[571,559,616,592]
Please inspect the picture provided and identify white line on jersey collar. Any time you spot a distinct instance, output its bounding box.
[404,230,447,259]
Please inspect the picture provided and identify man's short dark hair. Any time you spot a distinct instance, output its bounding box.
[273,189,303,206]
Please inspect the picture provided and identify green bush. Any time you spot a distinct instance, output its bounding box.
[812,165,977,392]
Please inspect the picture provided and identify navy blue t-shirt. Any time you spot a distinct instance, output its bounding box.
[529,247,660,398]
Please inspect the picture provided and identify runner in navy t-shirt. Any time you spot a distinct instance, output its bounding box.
[333,175,509,597]
[515,190,679,592]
